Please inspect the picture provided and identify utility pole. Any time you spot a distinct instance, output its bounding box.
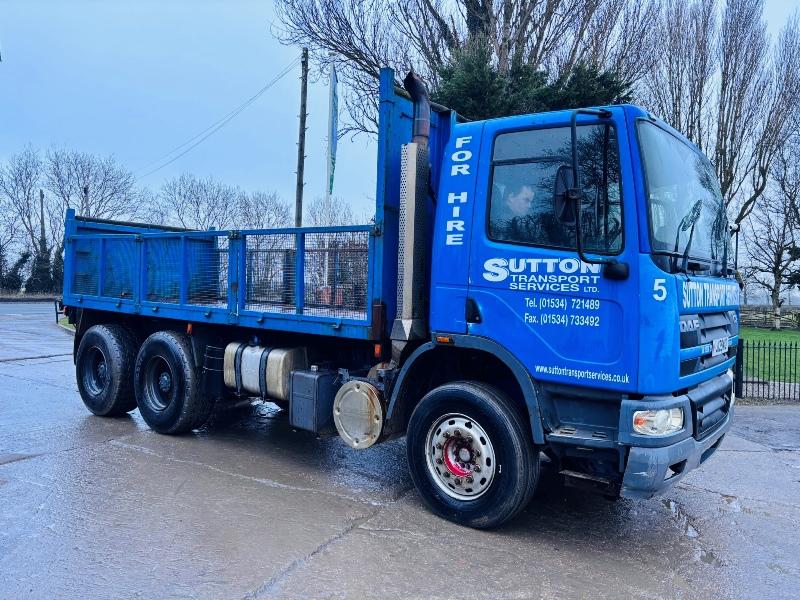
[39,190,47,252]
[295,48,309,227]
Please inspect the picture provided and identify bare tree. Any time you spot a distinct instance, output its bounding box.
[306,195,355,226]
[731,10,800,224]
[642,1,800,226]
[0,147,47,251]
[237,190,292,230]
[152,174,291,233]
[744,144,800,328]
[45,148,144,220]
[642,0,717,146]
[152,174,240,230]
[0,194,21,287]
[1,147,147,261]
[274,0,657,134]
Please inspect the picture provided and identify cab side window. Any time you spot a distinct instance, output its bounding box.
[488,125,623,254]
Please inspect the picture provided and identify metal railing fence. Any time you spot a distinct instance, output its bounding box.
[734,339,800,402]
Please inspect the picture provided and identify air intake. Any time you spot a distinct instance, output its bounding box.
[391,142,430,345]
[390,72,432,357]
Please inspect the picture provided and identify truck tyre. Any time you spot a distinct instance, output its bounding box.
[76,324,138,416]
[134,331,213,434]
[406,381,539,529]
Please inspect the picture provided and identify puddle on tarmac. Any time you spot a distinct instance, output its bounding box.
[721,494,742,512]
[662,498,722,567]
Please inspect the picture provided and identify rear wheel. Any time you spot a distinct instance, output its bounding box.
[75,324,138,416]
[134,331,214,434]
[406,381,539,529]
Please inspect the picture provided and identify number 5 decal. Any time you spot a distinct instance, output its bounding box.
[653,278,667,301]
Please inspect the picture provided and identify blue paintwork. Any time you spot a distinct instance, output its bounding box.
[386,335,547,444]
[430,104,739,397]
[63,218,379,340]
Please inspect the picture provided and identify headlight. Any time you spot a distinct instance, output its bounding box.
[633,408,684,436]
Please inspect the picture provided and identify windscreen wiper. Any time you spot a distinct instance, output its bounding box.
[671,199,703,273]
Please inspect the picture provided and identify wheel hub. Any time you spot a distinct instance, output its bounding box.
[96,361,108,383]
[158,372,172,393]
[83,346,109,396]
[144,355,174,411]
[442,438,473,478]
[425,413,496,500]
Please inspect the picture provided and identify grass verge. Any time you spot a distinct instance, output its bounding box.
[58,316,75,332]
[740,327,800,382]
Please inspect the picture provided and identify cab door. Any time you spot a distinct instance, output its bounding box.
[466,109,640,392]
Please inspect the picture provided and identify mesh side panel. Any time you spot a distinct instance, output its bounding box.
[188,236,228,307]
[244,234,296,312]
[303,231,369,320]
[145,238,182,303]
[102,237,137,299]
[72,238,100,296]
[133,236,229,307]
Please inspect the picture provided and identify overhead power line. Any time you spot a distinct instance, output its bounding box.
[135,56,301,180]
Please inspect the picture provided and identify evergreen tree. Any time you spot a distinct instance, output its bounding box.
[26,244,53,294]
[25,190,53,294]
[51,243,64,294]
[433,40,632,120]
[546,63,632,110]
[0,245,6,291]
[2,252,30,294]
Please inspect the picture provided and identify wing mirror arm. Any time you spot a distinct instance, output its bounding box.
[569,108,629,281]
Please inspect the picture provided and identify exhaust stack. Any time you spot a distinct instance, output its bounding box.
[403,71,430,148]
[391,71,432,360]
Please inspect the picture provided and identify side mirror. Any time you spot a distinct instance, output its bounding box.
[553,165,576,224]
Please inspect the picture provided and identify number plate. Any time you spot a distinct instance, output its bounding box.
[711,337,729,357]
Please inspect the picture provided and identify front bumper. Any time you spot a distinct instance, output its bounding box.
[619,372,734,499]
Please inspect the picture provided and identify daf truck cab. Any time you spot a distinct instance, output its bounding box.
[63,69,739,529]
[409,94,738,521]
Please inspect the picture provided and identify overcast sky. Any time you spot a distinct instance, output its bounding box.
[1,0,797,221]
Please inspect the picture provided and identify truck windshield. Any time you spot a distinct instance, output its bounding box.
[638,120,731,274]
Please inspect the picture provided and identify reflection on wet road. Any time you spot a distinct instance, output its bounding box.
[1,303,798,599]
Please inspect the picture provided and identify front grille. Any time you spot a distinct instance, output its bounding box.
[680,310,738,377]
[680,310,738,348]
[688,375,732,439]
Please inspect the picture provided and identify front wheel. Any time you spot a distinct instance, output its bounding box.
[406,381,539,529]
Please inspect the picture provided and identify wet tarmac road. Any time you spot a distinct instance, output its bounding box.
[1,303,799,599]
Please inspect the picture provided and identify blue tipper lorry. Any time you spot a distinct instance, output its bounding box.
[63,68,740,528]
